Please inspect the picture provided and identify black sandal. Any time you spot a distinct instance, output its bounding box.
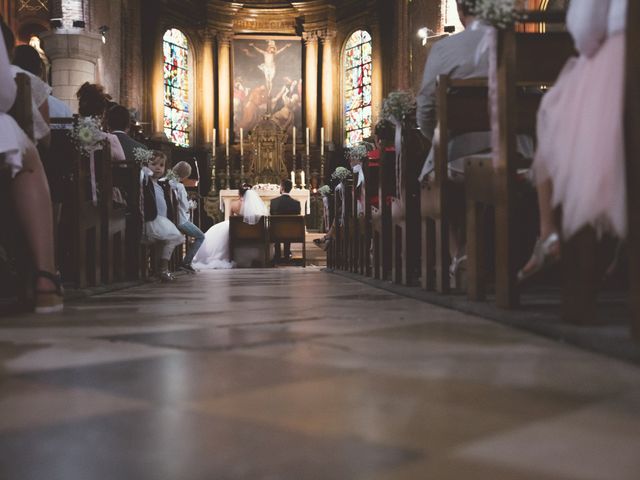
[34,270,64,314]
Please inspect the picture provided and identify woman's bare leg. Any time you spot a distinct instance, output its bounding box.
[11,143,56,292]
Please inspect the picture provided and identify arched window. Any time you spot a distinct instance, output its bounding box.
[343,30,373,147]
[163,28,191,147]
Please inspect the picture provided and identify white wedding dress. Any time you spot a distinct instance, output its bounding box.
[192,189,268,269]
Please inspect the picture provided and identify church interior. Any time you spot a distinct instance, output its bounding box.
[1,0,640,478]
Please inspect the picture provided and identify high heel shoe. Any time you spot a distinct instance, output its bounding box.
[517,232,560,283]
[34,270,64,314]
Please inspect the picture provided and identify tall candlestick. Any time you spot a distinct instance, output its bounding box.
[291,170,295,185]
[240,128,244,156]
[320,127,324,156]
[292,126,296,156]
[301,170,305,188]
[305,127,310,156]
[225,128,229,158]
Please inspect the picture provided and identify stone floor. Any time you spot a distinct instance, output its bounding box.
[1,268,640,480]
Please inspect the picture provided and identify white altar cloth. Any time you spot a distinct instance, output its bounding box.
[219,187,311,221]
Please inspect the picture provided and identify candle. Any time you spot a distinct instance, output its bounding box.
[225,128,229,158]
[305,127,310,156]
[320,127,324,156]
[292,126,296,156]
[240,128,244,156]
[212,128,216,157]
[301,170,305,188]
[291,170,295,185]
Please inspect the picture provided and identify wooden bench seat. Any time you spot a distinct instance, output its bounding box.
[269,215,306,267]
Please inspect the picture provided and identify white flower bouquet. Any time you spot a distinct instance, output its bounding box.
[331,166,351,182]
[160,169,180,187]
[70,116,106,156]
[347,142,374,165]
[252,183,281,192]
[463,0,525,29]
[133,147,154,166]
[381,90,416,123]
[318,185,331,197]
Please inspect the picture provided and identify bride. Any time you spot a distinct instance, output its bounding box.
[193,184,268,269]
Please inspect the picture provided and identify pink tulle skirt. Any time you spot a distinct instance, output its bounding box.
[534,33,627,239]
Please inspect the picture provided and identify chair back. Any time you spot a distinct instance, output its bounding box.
[9,73,34,140]
[229,216,267,243]
[268,215,305,243]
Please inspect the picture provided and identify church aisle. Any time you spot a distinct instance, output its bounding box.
[1,268,640,480]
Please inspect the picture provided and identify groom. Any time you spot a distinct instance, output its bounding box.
[270,179,301,262]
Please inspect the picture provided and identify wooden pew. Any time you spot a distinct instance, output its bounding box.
[422,77,489,293]
[359,153,378,277]
[8,73,33,139]
[269,215,306,267]
[465,29,575,309]
[371,146,395,280]
[348,171,361,273]
[57,135,103,288]
[332,178,353,271]
[626,0,640,340]
[229,216,269,267]
[391,122,427,286]
[100,151,127,284]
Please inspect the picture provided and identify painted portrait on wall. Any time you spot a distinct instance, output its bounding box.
[232,35,302,140]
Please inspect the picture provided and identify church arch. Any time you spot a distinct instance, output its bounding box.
[342,29,373,147]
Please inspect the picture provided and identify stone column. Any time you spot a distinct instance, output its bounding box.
[202,30,216,145]
[303,31,319,144]
[41,30,103,112]
[319,30,336,145]
[217,31,233,145]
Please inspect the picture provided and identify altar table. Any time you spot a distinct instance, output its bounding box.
[219,187,311,221]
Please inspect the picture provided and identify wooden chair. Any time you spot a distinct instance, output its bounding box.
[99,148,127,284]
[269,215,306,267]
[465,29,574,311]
[391,123,426,286]
[229,216,269,267]
[371,147,395,280]
[625,0,640,340]
[422,77,489,293]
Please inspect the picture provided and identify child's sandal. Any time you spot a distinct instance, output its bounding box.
[34,270,64,314]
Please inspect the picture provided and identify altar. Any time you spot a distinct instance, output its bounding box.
[219,186,311,221]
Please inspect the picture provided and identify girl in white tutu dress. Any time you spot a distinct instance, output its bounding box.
[193,184,268,269]
[142,151,184,281]
[519,0,628,280]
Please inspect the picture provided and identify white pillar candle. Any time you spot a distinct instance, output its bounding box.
[292,126,296,156]
[301,170,305,188]
[225,128,229,157]
[320,127,324,156]
[306,127,310,156]
[212,128,216,157]
[240,128,244,156]
[291,170,295,184]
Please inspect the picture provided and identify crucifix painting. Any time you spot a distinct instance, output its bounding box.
[232,35,302,139]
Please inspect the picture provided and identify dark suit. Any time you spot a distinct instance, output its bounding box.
[270,193,301,259]
[113,131,147,163]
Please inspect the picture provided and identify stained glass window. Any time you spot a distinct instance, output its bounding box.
[343,30,373,147]
[163,28,191,147]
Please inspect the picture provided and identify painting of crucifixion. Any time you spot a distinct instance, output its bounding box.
[232,36,302,140]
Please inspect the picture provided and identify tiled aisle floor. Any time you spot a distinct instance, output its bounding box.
[1,268,639,480]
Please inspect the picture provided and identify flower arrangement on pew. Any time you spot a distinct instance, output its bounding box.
[133,146,153,166]
[381,90,416,124]
[70,116,106,156]
[160,169,180,188]
[347,142,374,166]
[460,0,526,28]
[318,185,331,197]
[331,166,351,182]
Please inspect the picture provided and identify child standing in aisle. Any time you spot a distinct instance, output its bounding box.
[172,161,204,273]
